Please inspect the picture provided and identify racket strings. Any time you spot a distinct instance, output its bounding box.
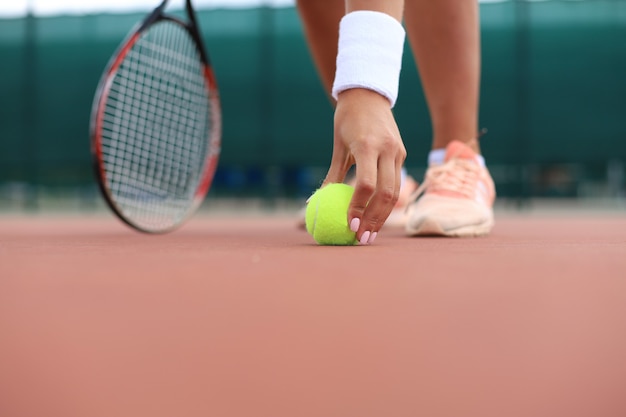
[100,21,213,230]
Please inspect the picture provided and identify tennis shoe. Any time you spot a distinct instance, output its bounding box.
[405,140,495,237]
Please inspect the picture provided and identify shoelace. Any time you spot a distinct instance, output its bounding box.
[406,157,481,207]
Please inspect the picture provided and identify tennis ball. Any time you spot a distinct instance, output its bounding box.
[305,183,357,246]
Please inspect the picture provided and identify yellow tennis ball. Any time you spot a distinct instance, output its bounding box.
[305,183,357,246]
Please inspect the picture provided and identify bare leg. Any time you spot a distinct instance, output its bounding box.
[404,0,481,153]
[403,1,495,238]
[295,0,344,98]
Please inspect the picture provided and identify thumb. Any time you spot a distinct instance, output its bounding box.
[321,148,351,187]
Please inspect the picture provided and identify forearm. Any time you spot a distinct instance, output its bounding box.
[345,0,404,22]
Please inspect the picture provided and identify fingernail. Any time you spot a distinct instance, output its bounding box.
[360,231,371,245]
[368,232,378,244]
[350,218,360,233]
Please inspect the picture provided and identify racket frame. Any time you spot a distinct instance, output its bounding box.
[90,0,221,233]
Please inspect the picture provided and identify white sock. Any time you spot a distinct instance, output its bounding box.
[428,149,486,167]
[428,149,446,166]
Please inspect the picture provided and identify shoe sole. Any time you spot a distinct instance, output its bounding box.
[406,217,494,237]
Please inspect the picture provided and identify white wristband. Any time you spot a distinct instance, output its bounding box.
[332,11,406,108]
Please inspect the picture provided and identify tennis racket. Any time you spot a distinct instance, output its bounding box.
[90,0,221,233]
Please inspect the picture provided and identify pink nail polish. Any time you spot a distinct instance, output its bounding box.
[368,232,378,244]
[360,231,371,245]
[350,218,360,233]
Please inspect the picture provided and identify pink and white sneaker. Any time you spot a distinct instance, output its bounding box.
[405,140,496,237]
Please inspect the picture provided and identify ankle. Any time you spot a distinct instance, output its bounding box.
[433,138,480,154]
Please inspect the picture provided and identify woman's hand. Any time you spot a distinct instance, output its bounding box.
[323,88,407,244]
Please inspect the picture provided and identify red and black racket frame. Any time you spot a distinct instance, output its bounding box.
[90,0,221,233]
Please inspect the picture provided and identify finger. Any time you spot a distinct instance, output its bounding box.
[347,151,378,242]
[322,147,352,186]
[358,154,399,244]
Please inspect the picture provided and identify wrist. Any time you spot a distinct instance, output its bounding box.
[336,88,393,107]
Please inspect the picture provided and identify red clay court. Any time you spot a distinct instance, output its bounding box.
[1,210,625,417]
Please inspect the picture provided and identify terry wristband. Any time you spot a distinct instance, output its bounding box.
[332,10,406,108]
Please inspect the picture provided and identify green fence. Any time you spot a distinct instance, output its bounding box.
[1,0,625,202]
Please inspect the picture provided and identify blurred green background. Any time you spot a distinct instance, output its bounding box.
[1,0,625,210]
